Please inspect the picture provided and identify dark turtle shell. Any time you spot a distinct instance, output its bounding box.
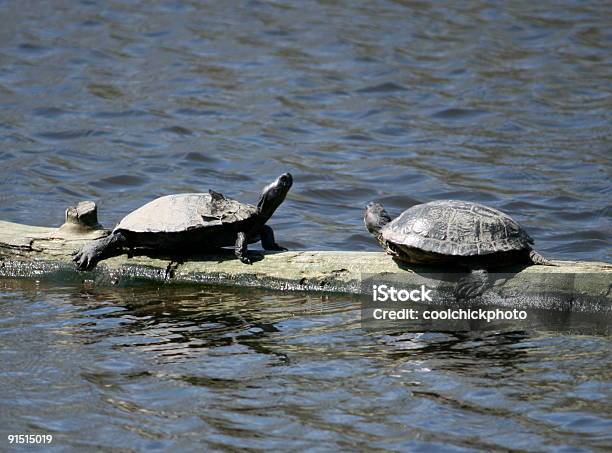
[381,200,533,256]
[114,190,257,234]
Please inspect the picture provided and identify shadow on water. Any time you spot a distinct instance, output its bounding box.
[72,286,288,363]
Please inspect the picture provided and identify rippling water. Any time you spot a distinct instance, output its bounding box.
[1,0,611,451]
[1,282,611,451]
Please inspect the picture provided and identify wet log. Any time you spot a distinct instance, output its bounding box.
[0,202,610,313]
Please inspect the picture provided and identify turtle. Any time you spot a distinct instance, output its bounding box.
[364,200,553,299]
[73,172,293,270]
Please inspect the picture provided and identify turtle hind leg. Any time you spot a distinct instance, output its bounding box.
[454,268,489,302]
[72,231,128,271]
[529,250,556,266]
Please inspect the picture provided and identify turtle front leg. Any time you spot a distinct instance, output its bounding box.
[454,268,489,302]
[72,231,128,271]
[235,231,252,264]
[260,225,287,251]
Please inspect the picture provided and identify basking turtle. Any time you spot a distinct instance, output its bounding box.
[364,200,553,298]
[73,173,293,270]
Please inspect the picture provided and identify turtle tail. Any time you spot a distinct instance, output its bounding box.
[529,250,555,266]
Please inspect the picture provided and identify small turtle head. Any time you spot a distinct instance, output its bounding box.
[257,173,293,220]
[364,202,392,239]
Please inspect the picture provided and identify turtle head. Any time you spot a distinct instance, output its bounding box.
[256,173,293,220]
[364,202,392,239]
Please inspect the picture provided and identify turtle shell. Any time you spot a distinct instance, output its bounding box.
[114,191,257,234]
[381,200,533,256]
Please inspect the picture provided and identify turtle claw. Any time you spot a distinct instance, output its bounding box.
[240,256,253,265]
[454,269,489,302]
[267,243,288,252]
[264,243,287,252]
[72,244,96,271]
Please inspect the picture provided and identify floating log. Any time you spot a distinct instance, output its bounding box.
[0,202,610,313]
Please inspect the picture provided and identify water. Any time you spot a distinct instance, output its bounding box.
[1,0,611,451]
[1,282,611,451]
[0,0,610,260]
